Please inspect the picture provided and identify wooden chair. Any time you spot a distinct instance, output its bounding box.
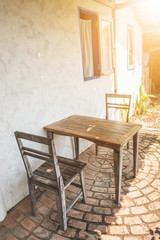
[15,131,86,231]
[96,93,132,155]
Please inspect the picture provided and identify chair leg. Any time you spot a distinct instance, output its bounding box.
[28,181,36,216]
[80,170,86,203]
[95,143,98,156]
[56,176,67,231]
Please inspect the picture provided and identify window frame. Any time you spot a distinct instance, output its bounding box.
[99,15,114,76]
[79,7,113,81]
[127,24,135,70]
[79,8,101,81]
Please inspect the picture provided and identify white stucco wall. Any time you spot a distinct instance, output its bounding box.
[116,7,142,106]
[0,0,114,219]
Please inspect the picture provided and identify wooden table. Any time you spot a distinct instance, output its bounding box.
[44,115,142,204]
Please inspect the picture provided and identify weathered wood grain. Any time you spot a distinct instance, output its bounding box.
[44,115,141,147]
[44,115,141,205]
[133,132,139,177]
[101,93,132,152]
[14,131,87,231]
[113,146,123,204]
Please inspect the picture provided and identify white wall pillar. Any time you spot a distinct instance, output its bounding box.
[0,188,7,222]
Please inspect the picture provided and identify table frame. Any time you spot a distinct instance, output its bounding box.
[44,115,141,204]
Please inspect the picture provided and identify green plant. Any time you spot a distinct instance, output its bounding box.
[120,99,134,123]
[120,99,128,122]
[134,83,150,116]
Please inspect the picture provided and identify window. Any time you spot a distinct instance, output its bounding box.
[79,9,113,80]
[127,25,135,70]
[99,16,113,75]
[80,10,101,80]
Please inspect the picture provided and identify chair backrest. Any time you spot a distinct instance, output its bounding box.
[14,131,61,183]
[105,93,131,122]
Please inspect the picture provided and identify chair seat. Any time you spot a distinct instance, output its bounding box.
[32,157,86,191]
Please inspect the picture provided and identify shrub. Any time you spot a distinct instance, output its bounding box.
[134,84,150,116]
[120,99,128,122]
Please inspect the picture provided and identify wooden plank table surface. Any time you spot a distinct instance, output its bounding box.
[44,115,142,204]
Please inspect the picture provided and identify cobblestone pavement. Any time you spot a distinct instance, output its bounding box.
[0,129,160,240]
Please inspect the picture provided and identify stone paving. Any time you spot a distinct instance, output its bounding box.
[0,129,160,240]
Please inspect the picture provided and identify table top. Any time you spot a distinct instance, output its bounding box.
[44,115,142,147]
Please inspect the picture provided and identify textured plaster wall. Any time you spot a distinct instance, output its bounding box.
[116,7,142,104]
[0,0,114,218]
